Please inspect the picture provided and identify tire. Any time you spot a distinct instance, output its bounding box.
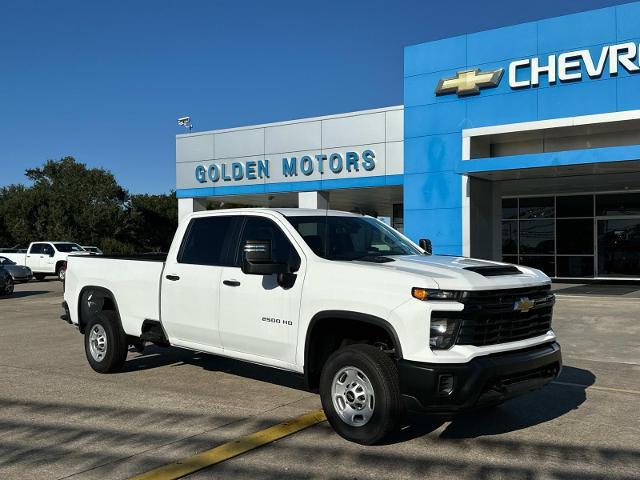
[34,274,45,281]
[3,277,14,295]
[84,311,128,373]
[57,264,66,282]
[319,344,402,445]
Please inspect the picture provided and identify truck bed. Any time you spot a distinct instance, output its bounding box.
[65,254,166,335]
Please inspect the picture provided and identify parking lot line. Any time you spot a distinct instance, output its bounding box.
[553,381,640,395]
[128,409,327,480]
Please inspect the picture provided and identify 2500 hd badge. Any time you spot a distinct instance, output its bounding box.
[62,208,561,445]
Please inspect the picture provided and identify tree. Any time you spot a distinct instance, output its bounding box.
[0,157,178,254]
[129,192,178,252]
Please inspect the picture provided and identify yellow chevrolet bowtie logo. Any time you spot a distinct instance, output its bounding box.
[435,68,504,96]
[514,297,535,313]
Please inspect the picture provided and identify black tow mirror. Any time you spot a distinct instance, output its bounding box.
[241,240,288,275]
[419,238,432,255]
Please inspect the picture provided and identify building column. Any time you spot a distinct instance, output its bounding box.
[298,191,329,210]
[178,197,207,223]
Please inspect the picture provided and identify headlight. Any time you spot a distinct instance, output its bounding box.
[429,316,459,350]
[412,288,462,301]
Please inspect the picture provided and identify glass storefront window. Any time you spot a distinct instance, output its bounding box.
[556,219,594,254]
[597,219,640,277]
[519,220,555,254]
[519,196,554,219]
[501,221,518,254]
[557,195,593,217]
[596,193,640,216]
[557,256,595,277]
[501,198,518,219]
[519,256,556,277]
[500,192,640,278]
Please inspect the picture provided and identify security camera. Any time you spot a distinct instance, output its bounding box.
[177,116,193,131]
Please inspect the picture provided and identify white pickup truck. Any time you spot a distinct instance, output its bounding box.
[3,242,88,281]
[63,208,561,444]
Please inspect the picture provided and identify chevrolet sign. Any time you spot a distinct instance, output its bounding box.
[435,68,504,96]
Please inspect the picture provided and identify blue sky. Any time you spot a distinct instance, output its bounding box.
[0,0,632,194]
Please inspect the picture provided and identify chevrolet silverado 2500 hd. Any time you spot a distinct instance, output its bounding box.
[62,208,561,444]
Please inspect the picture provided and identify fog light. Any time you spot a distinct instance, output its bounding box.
[438,374,454,395]
[429,317,459,350]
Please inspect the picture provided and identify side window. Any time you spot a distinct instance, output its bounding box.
[42,244,54,256]
[179,216,237,266]
[30,244,44,254]
[236,217,300,270]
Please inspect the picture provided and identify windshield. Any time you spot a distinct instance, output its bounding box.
[54,243,85,253]
[286,215,421,260]
[0,256,16,265]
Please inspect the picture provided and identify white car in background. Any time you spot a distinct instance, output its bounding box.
[2,242,89,281]
[81,246,103,255]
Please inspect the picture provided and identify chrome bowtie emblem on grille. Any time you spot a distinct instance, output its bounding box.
[514,297,535,313]
[435,68,504,96]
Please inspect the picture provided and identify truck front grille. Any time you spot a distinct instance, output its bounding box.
[433,285,555,347]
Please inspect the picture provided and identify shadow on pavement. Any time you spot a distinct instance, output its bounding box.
[386,365,594,443]
[0,366,637,480]
[5,290,52,299]
[122,345,307,391]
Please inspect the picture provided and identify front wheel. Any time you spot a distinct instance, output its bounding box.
[84,311,128,373]
[319,344,403,445]
[3,277,14,295]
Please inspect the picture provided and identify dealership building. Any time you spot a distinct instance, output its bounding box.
[176,2,640,280]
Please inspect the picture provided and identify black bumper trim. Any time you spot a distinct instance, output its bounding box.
[398,342,561,413]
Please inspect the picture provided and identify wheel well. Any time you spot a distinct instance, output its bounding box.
[77,287,119,334]
[55,260,67,272]
[304,314,400,391]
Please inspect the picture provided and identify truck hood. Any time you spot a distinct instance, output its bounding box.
[353,255,550,291]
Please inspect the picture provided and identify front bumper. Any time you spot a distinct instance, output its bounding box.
[398,341,561,413]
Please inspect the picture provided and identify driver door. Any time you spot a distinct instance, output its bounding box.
[218,215,305,365]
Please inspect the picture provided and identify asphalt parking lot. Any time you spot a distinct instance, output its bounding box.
[1,281,639,480]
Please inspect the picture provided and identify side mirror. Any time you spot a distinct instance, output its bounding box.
[419,238,432,255]
[241,240,288,275]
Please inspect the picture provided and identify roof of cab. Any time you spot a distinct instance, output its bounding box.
[190,208,361,218]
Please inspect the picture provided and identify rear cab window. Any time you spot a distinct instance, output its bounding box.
[178,215,241,266]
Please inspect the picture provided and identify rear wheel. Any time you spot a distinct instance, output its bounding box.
[57,264,66,281]
[319,344,402,445]
[84,311,128,373]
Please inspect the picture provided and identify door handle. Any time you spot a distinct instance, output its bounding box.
[223,279,241,287]
[165,274,180,281]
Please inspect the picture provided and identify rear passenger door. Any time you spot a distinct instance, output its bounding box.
[160,215,241,350]
[218,215,305,366]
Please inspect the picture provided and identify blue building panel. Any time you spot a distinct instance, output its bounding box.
[404,35,467,77]
[405,102,467,138]
[404,172,462,211]
[616,2,640,41]
[403,208,463,252]
[537,79,617,120]
[466,89,537,128]
[536,7,616,54]
[466,22,538,65]
[404,133,461,174]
